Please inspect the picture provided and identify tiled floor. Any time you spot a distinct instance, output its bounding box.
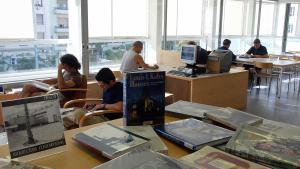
[244,77,300,126]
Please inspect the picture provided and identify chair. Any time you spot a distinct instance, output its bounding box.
[47,75,88,107]
[253,62,279,95]
[63,98,121,127]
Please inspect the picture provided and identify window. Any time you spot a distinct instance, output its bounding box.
[34,0,43,8]
[290,6,295,16]
[36,14,44,25]
[0,0,75,83]
[88,0,149,73]
[288,24,294,33]
[37,32,45,39]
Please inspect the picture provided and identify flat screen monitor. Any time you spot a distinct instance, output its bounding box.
[180,45,197,65]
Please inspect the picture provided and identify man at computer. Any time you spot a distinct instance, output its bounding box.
[246,39,268,58]
[218,39,236,61]
[120,41,159,73]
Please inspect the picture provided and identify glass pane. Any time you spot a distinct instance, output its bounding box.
[287,3,300,52]
[89,41,146,73]
[260,2,275,35]
[0,0,34,39]
[113,0,148,37]
[223,0,244,35]
[167,0,178,36]
[177,0,202,36]
[88,0,112,37]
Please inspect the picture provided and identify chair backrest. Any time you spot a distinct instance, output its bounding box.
[254,62,273,69]
[60,75,87,107]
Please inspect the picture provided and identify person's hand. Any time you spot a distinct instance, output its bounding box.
[153,64,159,69]
[90,104,105,112]
[58,64,63,71]
[83,103,96,110]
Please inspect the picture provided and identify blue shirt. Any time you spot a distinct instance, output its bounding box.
[246,45,268,55]
[103,82,123,104]
[218,46,236,61]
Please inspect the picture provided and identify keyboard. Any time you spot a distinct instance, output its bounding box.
[167,70,190,77]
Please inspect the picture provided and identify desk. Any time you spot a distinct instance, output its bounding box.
[236,57,300,97]
[0,116,190,169]
[160,66,248,109]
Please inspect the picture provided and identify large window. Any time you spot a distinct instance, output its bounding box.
[286,3,300,52]
[0,0,72,83]
[88,0,149,73]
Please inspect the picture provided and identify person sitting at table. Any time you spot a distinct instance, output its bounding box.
[218,39,236,61]
[246,39,268,58]
[244,39,268,86]
[20,54,82,99]
[63,68,123,129]
[120,41,159,73]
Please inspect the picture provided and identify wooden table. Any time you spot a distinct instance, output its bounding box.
[160,65,248,109]
[236,57,300,98]
[0,116,191,169]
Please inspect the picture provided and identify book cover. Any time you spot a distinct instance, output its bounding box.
[1,94,66,159]
[225,125,300,169]
[93,150,196,169]
[154,118,234,151]
[165,101,222,119]
[180,146,269,169]
[30,81,54,92]
[204,107,263,130]
[121,125,168,155]
[123,71,165,126]
[72,123,151,159]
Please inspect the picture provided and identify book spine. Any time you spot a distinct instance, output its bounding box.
[123,74,128,125]
[154,128,195,150]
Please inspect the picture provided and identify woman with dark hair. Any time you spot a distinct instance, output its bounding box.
[20,54,82,98]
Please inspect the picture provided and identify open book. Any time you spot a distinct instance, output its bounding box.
[30,80,55,92]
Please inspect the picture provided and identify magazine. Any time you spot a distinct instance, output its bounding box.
[154,118,234,151]
[204,107,263,130]
[225,125,300,169]
[93,150,196,169]
[1,94,66,159]
[123,71,165,125]
[180,146,269,169]
[165,101,222,119]
[72,123,151,159]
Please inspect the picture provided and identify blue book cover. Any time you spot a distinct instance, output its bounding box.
[154,118,234,151]
[123,71,165,126]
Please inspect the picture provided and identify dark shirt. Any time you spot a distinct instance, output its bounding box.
[102,82,123,104]
[218,46,236,61]
[196,46,209,64]
[246,45,268,56]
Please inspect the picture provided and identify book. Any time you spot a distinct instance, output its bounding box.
[30,81,54,92]
[1,94,66,159]
[123,71,165,126]
[165,101,222,119]
[72,123,151,159]
[1,160,52,169]
[92,150,196,169]
[225,125,300,169]
[154,118,234,151]
[180,146,269,169]
[204,107,263,130]
[121,125,168,155]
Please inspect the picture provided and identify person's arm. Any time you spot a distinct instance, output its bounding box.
[91,101,123,112]
[41,78,57,85]
[246,47,252,55]
[135,55,159,69]
[254,47,268,58]
[254,54,269,58]
[57,64,76,89]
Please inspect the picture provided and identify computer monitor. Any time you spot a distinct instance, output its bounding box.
[180,45,197,65]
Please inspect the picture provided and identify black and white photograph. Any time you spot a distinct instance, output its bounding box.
[1,94,66,158]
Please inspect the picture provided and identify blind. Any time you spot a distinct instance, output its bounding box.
[0,0,34,39]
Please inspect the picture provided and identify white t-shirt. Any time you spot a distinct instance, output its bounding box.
[120,49,140,73]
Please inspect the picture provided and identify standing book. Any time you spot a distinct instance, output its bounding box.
[72,123,150,159]
[154,118,234,151]
[92,150,196,169]
[204,107,263,130]
[123,71,165,125]
[1,94,66,160]
[180,146,269,169]
[225,125,300,169]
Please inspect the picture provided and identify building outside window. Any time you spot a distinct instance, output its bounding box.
[36,14,44,25]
